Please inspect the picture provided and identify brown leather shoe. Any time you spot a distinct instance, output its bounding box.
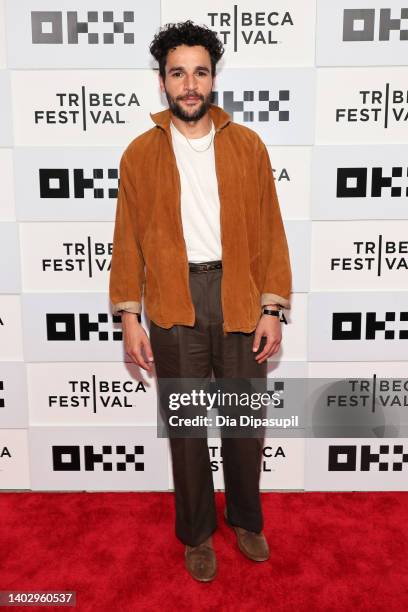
[185,536,217,582]
[224,508,270,562]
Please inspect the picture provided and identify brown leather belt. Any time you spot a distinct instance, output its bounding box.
[188,260,222,273]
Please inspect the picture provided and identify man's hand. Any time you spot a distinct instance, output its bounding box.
[252,314,282,363]
[121,312,154,372]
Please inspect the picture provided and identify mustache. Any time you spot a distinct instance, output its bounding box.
[178,94,204,100]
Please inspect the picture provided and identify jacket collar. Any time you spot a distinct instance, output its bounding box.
[149,103,231,134]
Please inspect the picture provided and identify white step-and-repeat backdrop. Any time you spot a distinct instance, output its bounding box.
[1,0,408,491]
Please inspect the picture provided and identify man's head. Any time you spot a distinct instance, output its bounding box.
[149,20,224,122]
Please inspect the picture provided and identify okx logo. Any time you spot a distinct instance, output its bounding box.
[329,444,408,471]
[52,444,144,471]
[31,11,136,45]
[343,8,408,41]
[39,167,118,199]
[212,90,289,122]
[268,380,284,408]
[336,165,408,199]
[46,313,123,341]
[332,311,408,340]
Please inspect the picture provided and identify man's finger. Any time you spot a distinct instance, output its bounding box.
[269,340,281,356]
[252,330,264,352]
[256,340,281,362]
[254,337,273,361]
[130,348,151,371]
[141,336,155,363]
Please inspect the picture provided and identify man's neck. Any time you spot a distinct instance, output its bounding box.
[170,111,212,139]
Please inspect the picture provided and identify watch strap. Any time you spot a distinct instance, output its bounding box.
[262,309,281,317]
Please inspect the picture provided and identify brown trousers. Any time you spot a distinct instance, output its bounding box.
[149,261,267,547]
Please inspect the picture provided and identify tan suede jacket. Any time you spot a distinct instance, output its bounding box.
[109,103,292,335]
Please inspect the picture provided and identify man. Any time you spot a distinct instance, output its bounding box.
[109,20,292,582]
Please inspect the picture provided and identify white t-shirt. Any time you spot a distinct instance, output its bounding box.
[170,119,222,263]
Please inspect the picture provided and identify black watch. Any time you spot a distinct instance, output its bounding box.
[262,308,281,317]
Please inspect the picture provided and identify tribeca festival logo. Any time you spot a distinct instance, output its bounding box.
[329,444,408,471]
[46,312,123,342]
[207,6,294,51]
[331,311,408,340]
[39,167,118,200]
[48,375,147,414]
[208,444,286,472]
[212,90,289,123]
[31,11,136,45]
[330,237,408,274]
[326,376,408,411]
[52,444,144,471]
[335,85,408,130]
[41,238,112,276]
[34,88,140,131]
[343,8,408,42]
[336,164,408,200]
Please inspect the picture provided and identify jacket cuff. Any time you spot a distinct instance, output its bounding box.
[112,301,142,315]
[261,293,291,309]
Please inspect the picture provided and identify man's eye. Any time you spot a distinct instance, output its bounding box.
[171,71,207,77]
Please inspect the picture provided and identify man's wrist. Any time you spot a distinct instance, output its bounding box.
[261,304,282,321]
[121,311,141,323]
[262,303,281,312]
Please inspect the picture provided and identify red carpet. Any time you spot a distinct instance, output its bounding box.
[1,491,408,611]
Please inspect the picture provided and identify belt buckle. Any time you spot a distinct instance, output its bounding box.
[189,261,221,273]
[207,262,221,271]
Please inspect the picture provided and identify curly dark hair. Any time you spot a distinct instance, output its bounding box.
[149,20,225,80]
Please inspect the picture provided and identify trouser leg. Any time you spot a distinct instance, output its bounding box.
[149,270,216,547]
[166,436,216,546]
[220,434,265,533]
[208,270,268,534]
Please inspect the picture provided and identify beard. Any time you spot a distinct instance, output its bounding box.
[164,88,213,122]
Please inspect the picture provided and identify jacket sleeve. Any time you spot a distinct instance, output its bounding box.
[109,151,145,316]
[257,139,292,309]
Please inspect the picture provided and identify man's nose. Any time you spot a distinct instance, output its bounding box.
[184,73,197,90]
